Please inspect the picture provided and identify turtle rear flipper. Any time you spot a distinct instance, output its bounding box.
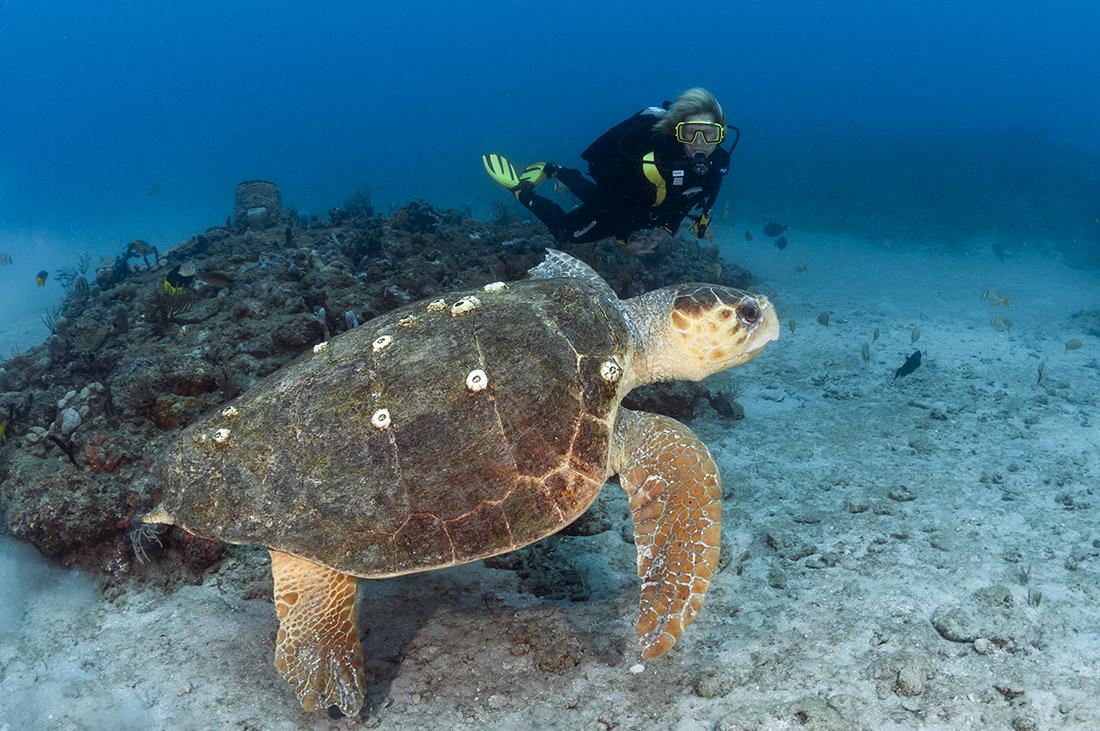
[269,550,365,716]
[613,409,722,660]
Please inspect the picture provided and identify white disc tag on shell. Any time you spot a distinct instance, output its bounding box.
[465,369,488,392]
[600,359,623,383]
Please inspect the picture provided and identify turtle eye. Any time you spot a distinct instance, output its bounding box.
[737,300,761,325]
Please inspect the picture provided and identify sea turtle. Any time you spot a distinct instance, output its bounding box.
[146,249,779,716]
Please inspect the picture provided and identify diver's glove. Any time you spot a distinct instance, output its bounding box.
[690,212,711,239]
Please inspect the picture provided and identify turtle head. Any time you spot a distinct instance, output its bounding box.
[627,284,779,384]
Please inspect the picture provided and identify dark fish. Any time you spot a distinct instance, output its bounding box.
[744,230,753,241]
[894,350,922,380]
[147,182,162,196]
[774,236,788,249]
[992,242,1005,261]
[163,264,195,291]
[763,222,787,237]
[36,270,49,286]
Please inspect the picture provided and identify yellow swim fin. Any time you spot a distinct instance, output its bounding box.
[482,153,521,190]
[519,161,553,186]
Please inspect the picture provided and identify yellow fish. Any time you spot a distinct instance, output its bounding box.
[36,270,48,287]
[992,315,1013,332]
[983,289,1009,306]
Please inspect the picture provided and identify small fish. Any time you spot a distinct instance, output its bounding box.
[774,236,788,250]
[35,270,48,287]
[911,327,920,343]
[1037,360,1046,385]
[763,222,787,237]
[992,242,1005,261]
[1065,339,1083,351]
[992,315,1013,332]
[0,252,11,265]
[147,182,162,196]
[873,327,880,343]
[894,350,922,380]
[0,418,6,443]
[196,271,234,289]
[983,289,1009,307]
[861,342,870,363]
[788,319,796,334]
[163,264,195,291]
[794,263,806,272]
[817,312,829,326]
[744,230,753,241]
[723,201,731,220]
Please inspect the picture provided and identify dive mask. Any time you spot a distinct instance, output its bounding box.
[675,120,726,145]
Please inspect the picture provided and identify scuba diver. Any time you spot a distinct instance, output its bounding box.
[482,87,737,254]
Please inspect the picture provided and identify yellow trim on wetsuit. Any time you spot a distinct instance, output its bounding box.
[641,151,666,207]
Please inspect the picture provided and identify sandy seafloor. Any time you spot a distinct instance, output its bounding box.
[1,229,1098,731]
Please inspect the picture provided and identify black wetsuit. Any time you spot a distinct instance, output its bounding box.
[516,107,730,244]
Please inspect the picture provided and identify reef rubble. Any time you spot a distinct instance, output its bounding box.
[0,181,752,581]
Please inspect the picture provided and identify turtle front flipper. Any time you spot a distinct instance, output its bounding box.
[612,408,722,660]
[269,550,366,716]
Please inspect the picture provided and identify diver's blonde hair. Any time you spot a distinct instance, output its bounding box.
[654,87,725,134]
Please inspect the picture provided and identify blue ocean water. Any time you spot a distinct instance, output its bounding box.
[2,1,1097,337]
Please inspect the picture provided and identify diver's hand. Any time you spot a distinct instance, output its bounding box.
[623,227,671,255]
[690,213,711,239]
